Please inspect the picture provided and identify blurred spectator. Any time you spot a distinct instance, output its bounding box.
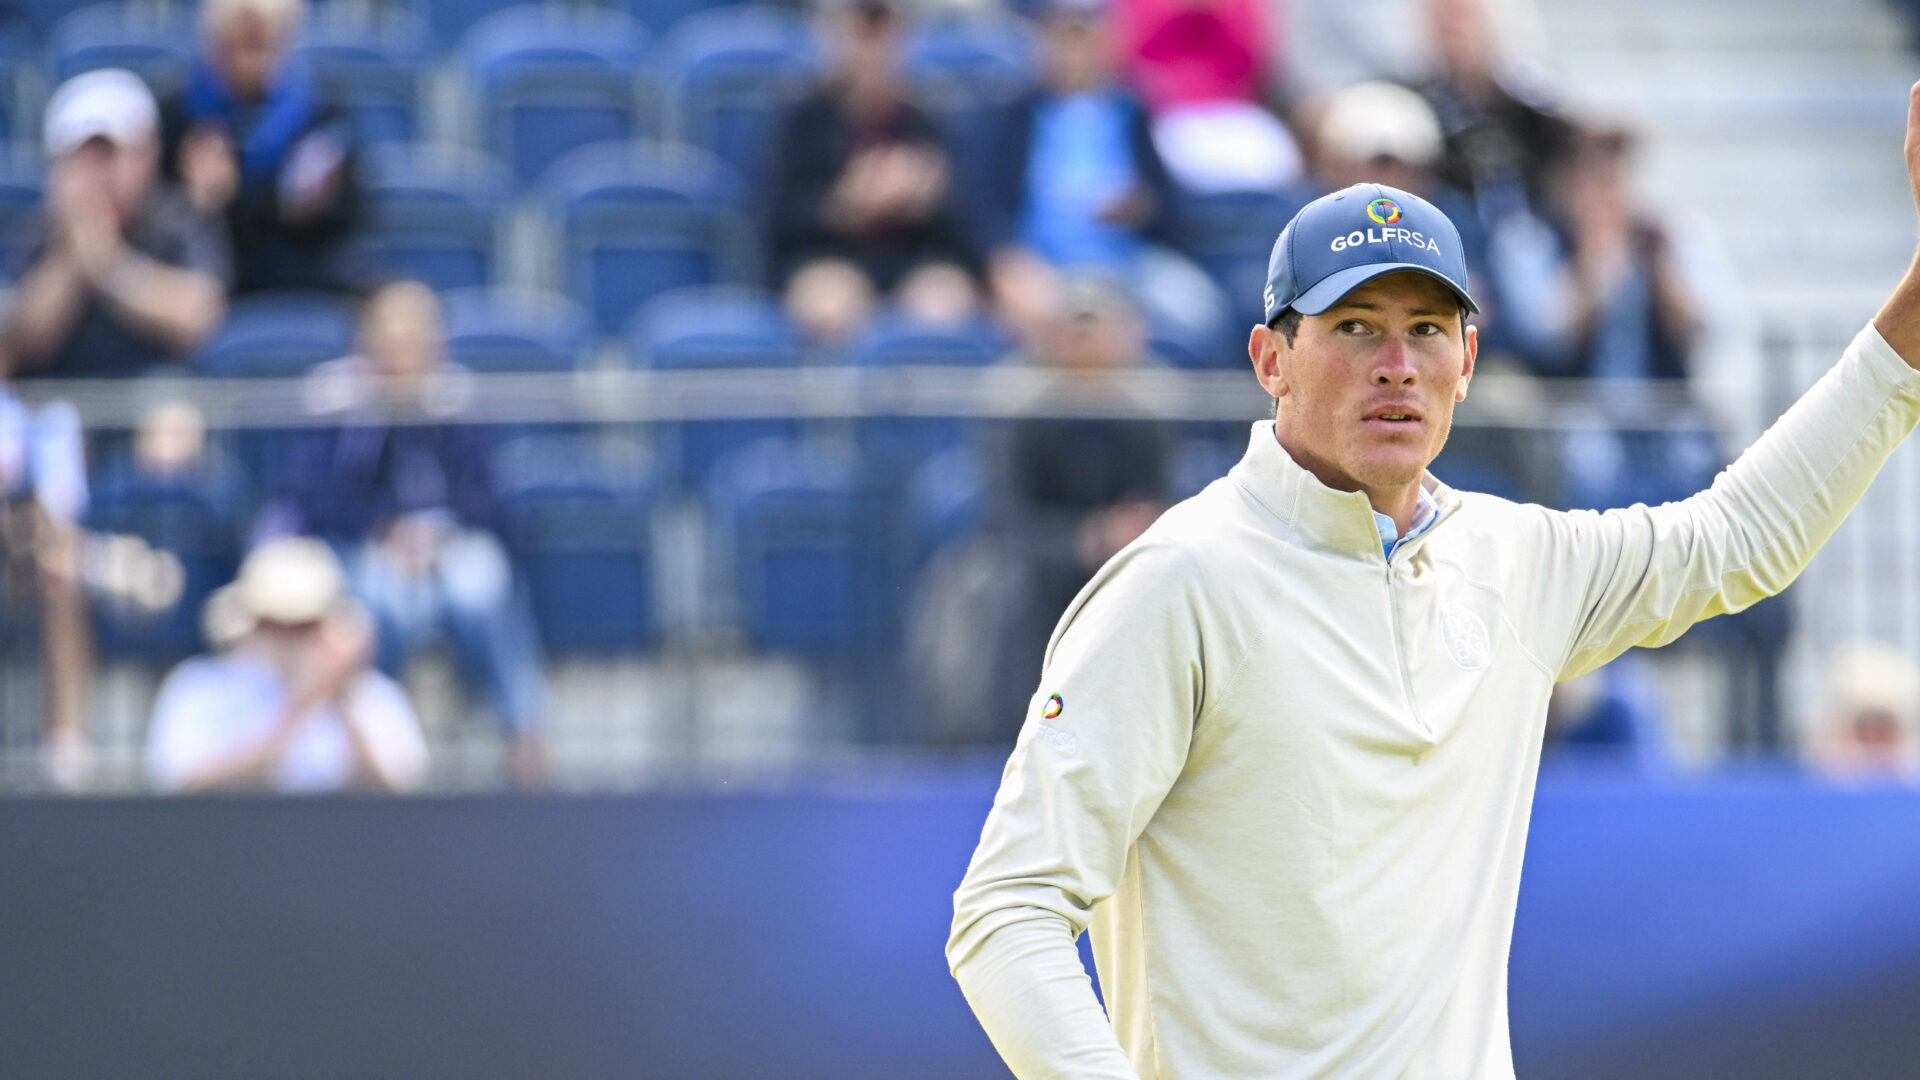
[162,0,365,295]
[970,0,1227,347]
[1487,124,1723,509]
[1415,0,1572,221]
[772,0,978,344]
[145,536,428,793]
[1,69,229,379]
[1310,81,1487,276]
[1543,654,1670,769]
[273,280,547,782]
[1804,640,1920,784]
[0,386,91,784]
[1113,0,1304,192]
[909,277,1168,743]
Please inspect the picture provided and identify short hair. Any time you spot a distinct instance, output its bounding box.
[200,0,304,37]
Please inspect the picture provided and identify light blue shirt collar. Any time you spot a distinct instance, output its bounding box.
[1374,486,1439,558]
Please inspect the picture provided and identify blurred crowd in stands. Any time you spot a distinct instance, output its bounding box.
[0,0,1911,791]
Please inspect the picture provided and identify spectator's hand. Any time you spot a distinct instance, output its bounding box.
[828,144,947,232]
[66,202,125,286]
[380,512,448,576]
[288,604,375,714]
[47,157,119,274]
[180,125,239,215]
[867,144,947,223]
[278,131,345,224]
[1096,184,1155,228]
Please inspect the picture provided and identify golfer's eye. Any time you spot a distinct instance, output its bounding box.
[1411,322,1441,336]
[1337,319,1368,334]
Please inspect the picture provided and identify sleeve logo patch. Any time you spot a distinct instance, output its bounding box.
[1034,724,1078,753]
[1041,694,1063,719]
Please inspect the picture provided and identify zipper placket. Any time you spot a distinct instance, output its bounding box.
[1384,551,1430,738]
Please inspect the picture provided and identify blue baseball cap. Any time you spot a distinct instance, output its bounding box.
[1262,183,1478,325]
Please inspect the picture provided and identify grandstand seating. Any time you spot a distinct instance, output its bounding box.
[193,291,356,379]
[903,11,1038,119]
[494,431,658,653]
[295,5,432,146]
[46,3,194,89]
[0,140,42,277]
[0,27,32,143]
[626,284,804,490]
[705,436,881,657]
[543,138,757,333]
[1171,186,1317,333]
[902,441,986,570]
[849,313,1003,483]
[360,141,511,292]
[443,286,593,373]
[413,0,536,46]
[462,4,656,186]
[657,5,817,191]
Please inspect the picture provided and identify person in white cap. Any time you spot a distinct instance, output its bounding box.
[1,68,229,379]
[145,536,427,793]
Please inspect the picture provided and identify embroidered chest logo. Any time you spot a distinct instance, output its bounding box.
[1439,601,1491,671]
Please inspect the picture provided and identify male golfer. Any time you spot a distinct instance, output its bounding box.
[947,87,1920,1079]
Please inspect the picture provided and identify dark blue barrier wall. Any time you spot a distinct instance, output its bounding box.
[2,762,1918,1079]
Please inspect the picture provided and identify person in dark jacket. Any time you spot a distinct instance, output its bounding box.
[278,280,546,783]
[161,0,364,295]
[770,0,977,343]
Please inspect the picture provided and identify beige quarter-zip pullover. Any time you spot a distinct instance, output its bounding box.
[949,324,1920,1079]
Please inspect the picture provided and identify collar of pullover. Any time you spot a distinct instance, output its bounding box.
[1230,421,1456,559]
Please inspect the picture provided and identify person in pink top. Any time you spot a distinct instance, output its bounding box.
[1111,0,1302,192]
[1114,0,1270,112]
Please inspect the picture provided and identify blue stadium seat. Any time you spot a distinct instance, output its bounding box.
[1173,186,1317,332]
[360,142,510,291]
[0,27,34,143]
[848,313,1003,368]
[494,432,657,653]
[443,286,593,374]
[706,436,882,657]
[544,139,757,333]
[0,141,43,279]
[412,0,527,45]
[903,13,1036,119]
[848,313,1004,483]
[84,464,244,663]
[627,285,803,491]
[195,291,356,378]
[463,4,655,186]
[2,0,90,37]
[47,3,194,89]
[295,5,431,145]
[659,5,817,190]
[621,0,748,36]
[902,441,986,569]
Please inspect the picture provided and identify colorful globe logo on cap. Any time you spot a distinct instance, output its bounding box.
[1367,197,1403,225]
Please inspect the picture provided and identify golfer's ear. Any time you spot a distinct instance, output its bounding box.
[1455,323,1478,402]
[1250,325,1288,399]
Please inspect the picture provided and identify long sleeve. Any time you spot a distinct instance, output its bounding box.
[948,541,1211,1078]
[1548,322,1920,679]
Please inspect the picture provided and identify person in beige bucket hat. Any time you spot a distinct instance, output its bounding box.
[144,537,427,793]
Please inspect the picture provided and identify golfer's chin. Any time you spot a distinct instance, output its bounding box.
[1346,441,1434,493]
